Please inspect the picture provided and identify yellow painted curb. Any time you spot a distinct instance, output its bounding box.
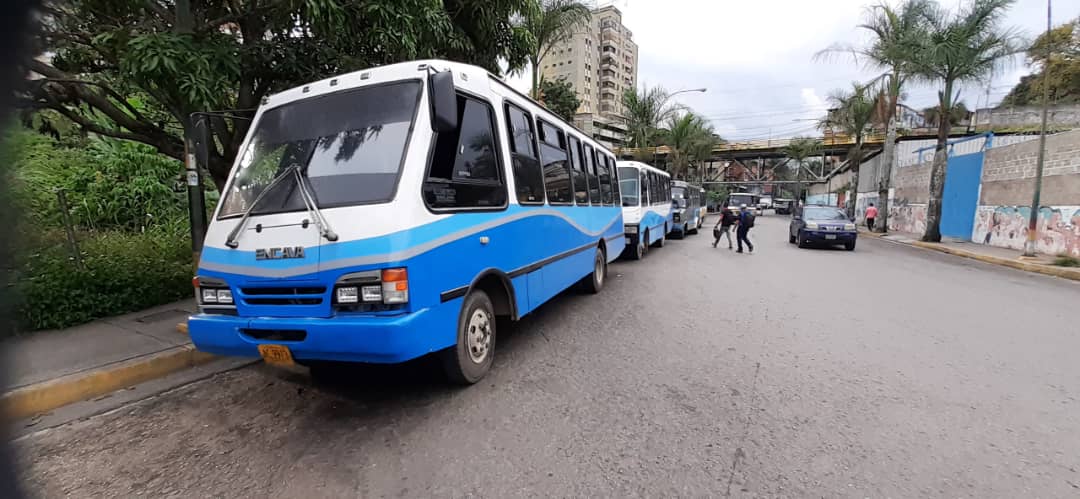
[910,241,1080,282]
[1,344,216,422]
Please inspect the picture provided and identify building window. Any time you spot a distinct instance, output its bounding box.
[505,104,544,205]
[425,95,506,210]
[538,120,572,204]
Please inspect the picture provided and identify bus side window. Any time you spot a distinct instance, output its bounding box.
[424,95,506,210]
[649,172,658,206]
[640,170,649,205]
[505,104,545,204]
[597,155,612,205]
[586,148,601,205]
[609,156,621,205]
[537,120,572,205]
[570,138,589,205]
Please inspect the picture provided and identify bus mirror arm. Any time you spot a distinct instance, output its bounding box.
[429,71,458,133]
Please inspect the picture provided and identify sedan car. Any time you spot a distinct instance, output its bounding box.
[789,205,857,250]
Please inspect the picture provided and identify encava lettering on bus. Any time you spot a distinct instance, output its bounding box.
[255,247,306,260]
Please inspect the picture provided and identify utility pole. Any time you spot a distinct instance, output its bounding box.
[1023,0,1052,258]
[186,114,209,263]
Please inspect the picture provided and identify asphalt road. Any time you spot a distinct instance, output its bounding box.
[13,214,1080,497]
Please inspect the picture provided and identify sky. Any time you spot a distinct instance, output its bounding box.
[507,0,1079,141]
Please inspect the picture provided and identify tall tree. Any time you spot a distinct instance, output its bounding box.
[821,83,878,218]
[783,136,823,204]
[520,0,591,98]
[538,77,581,121]
[19,0,533,190]
[1001,17,1080,106]
[922,101,971,126]
[622,84,680,151]
[817,0,930,233]
[661,111,714,179]
[908,0,1023,242]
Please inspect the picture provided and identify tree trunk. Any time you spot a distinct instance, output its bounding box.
[530,57,540,99]
[923,83,953,242]
[878,116,897,233]
[848,141,862,219]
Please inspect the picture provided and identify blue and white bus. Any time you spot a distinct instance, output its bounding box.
[617,161,672,259]
[188,60,625,384]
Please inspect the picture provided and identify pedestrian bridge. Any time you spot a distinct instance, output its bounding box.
[615,132,887,160]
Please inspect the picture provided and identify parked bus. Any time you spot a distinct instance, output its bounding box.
[670,180,701,238]
[725,192,760,215]
[188,60,625,384]
[617,160,672,259]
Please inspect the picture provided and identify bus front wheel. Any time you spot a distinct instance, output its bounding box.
[632,231,648,260]
[442,290,496,385]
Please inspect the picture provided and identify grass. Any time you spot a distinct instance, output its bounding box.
[1053,254,1080,268]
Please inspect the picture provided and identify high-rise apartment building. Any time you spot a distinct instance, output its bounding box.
[539,5,638,149]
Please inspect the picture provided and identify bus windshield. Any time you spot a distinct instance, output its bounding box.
[618,167,639,206]
[671,186,686,207]
[218,81,422,218]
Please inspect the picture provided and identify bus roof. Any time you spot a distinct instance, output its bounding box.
[616,160,671,177]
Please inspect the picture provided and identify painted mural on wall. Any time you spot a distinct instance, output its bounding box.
[888,198,927,235]
[973,205,1080,256]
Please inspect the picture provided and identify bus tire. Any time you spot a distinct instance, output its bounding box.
[633,231,648,260]
[581,246,607,294]
[442,290,496,385]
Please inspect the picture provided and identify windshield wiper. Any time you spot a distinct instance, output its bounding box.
[290,165,338,243]
[224,163,338,248]
[225,163,302,248]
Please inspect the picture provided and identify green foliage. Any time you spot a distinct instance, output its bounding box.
[538,77,581,121]
[622,85,680,149]
[7,130,185,231]
[1001,18,1080,106]
[16,227,193,331]
[25,0,537,188]
[922,101,971,126]
[1054,254,1080,267]
[660,112,716,179]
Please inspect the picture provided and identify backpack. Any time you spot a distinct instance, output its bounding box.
[742,211,755,228]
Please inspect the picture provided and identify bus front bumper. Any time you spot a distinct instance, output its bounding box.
[188,306,456,364]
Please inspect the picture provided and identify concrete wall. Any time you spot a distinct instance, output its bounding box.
[974,104,1080,130]
[888,160,931,234]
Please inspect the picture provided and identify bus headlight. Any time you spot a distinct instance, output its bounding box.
[201,288,218,303]
[625,225,638,234]
[336,286,359,304]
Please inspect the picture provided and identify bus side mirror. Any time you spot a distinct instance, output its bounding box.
[429,71,458,133]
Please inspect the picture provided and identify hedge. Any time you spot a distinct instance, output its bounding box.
[16,228,194,331]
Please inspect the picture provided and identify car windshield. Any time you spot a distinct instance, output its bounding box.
[618,167,639,206]
[218,81,422,218]
[803,207,848,220]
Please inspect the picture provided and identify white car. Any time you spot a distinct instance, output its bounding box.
[758,196,773,211]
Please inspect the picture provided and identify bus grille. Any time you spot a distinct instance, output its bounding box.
[240,286,326,306]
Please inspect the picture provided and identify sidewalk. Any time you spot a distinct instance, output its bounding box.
[861,229,1080,282]
[1,300,245,421]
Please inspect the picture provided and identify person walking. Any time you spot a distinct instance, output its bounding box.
[865,202,879,232]
[736,204,755,253]
[712,208,737,249]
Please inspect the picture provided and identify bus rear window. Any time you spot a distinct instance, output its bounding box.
[219,81,421,218]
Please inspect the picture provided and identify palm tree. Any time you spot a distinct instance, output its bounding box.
[521,0,592,98]
[784,136,823,205]
[921,101,971,127]
[821,83,878,218]
[622,85,680,151]
[908,0,1023,242]
[816,0,930,233]
[662,112,715,179]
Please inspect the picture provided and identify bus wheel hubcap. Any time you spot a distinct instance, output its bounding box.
[596,256,604,284]
[466,309,492,363]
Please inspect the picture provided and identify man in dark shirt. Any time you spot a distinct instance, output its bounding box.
[713,208,737,249]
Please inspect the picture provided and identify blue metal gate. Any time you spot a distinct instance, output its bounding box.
[940,151,984,239]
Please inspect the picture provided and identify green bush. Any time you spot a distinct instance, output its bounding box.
[17,227,194,331]
[1054,254,1080,267]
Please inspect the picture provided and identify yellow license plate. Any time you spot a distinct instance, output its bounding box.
[257,344,295,366]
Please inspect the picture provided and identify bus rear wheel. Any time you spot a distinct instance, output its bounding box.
[442,290,495,385]
[581,246,607,294]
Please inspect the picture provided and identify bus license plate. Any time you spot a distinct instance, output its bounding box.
[825,234,837,240]
[258,344,295,366]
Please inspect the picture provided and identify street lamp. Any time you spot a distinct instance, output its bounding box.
[670,87,707,98]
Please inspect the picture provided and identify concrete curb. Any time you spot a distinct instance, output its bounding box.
[908,241,1080,282]
[1,342,216,422]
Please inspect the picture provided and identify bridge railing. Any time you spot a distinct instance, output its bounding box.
[615,133,886,158]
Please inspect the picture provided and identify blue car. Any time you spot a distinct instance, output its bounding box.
[789,205,858,250]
